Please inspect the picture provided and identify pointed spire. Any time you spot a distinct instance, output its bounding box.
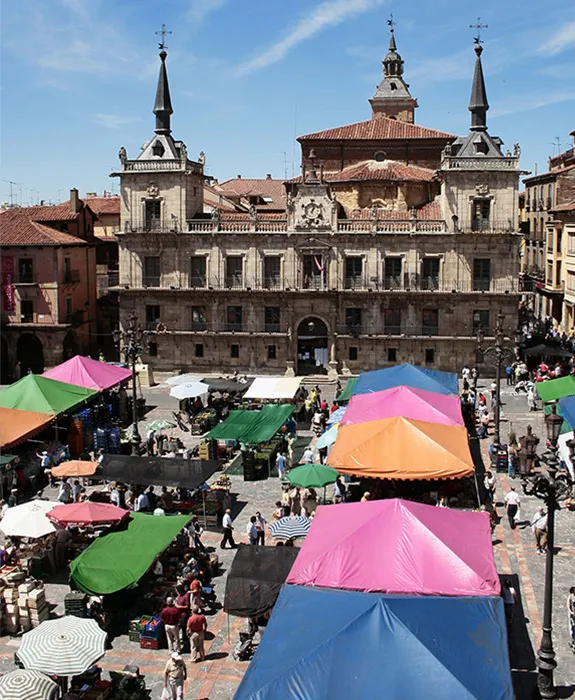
[468,43,489,131]
[389,26,397,52]
[154,49,173,135]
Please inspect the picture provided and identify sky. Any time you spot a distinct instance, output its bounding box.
[1,0,574,205]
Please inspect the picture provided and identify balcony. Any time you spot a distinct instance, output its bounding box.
[384,325,402,335]
[15,273,37,285]
[189,276,207,288]
[420,276,440,291]
[264,323,281,333]
[191,321,207,331]
[263,276,281,290]
[225,322,244,332]
[421,325,439,336]
[302,276,327,291]
[143,276,161,287]
[383,276,402,290]
[461,219,517,233]
[224,276,244,289]
[344,276,366,290]
[472,279,491,292]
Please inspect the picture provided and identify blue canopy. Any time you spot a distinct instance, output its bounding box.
[353,363,458,397]
[234,586,513,700]
[558,396,575,430]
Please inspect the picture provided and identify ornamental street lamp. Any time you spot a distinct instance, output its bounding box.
[112,314,150,456]
[476,313,520,456]
[521,404,563,699]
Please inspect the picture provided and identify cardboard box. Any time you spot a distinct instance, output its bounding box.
[18,582,36,594]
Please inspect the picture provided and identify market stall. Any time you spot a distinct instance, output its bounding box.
[352,363,458,397]
[0,408,55,451]
[0,374,97,414]
[243,377,301,401]
[42,355,132,391]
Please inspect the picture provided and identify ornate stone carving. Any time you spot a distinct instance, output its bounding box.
[513,143,521,157]
[198,151,206,165]
[180,143,187,160]
[475,181,490,196]
[302,199,325,228]
[118,146,127,163]
[147,182,160,198]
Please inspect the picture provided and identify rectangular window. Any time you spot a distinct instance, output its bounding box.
[225,256,243,288]
[547,263,553,286]
[349,346,358,361]
[267,344,277,360]
[144,256,160,287]
[227,306,243,332]
[472,310,490,334]
[422,309,439,336]
[18,258,34,283]
[64,257,72,282]
[20,299,34,323]
[471,199,491,231]
[303,255,326,290]
[384,257,402,289]
[568,272,575,292]
[425,348,435,364]
[345,308,362,333]
[344,257,363,289]
[473,258,491,291]
[195,343,204,358]
[65,297,72,322]
[264,306,280,333]
[568,234,575,256]
[421,258,440,290]
[263,256,281,289]
[384,308,401,335]
[191,306,207,331]
[230,343,239,358]
[145,199,161,230]
[145,305,161,330]
[387,348,397,363]
[190,256,207,287]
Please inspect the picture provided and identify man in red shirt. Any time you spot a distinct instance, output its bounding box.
[189,576,203,611]
[160,597,182,652]
[186,606,208,662]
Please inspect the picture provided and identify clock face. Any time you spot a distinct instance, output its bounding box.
[304,202,321,219]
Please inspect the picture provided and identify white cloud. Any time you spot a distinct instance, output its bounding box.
[235,0,385,76]
[539,21,575,55]
[92,114,140,130]
[491,90,575,118]
[187,0,228,25]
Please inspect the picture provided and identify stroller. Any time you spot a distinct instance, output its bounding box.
[233,631,255,661]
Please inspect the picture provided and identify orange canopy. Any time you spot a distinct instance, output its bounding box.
[327,416,474,480]
[0,407,54,449]
[51,460,99,478]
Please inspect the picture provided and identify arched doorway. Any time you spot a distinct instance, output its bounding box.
[1,337,10,384]
[17,333,44,375]
[297,317,328,375]
[62,331,79,362]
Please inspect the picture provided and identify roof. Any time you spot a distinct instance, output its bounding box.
[551,200,575,213]
[0,208,89,246]
[218,177,286,210]
[43,355,132,391]
[25,203,83,222]
[299,116,454,142]
[326,159,436,183]
[83,196,120,216]
[0,408,55,449]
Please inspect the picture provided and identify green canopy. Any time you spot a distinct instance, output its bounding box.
[208,404,294,445]
[0,374,97,415]
[70,513,191,594]
[337,377,358,404]
[287,463,339,488]
[544,403,571,435]
[536,376,575,403]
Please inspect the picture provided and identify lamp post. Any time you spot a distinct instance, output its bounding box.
[113,314,150,456]
[476,313,520,456]
[521,404,563,699]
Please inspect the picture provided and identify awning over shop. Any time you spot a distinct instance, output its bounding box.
[0,408,55,449]
[537,375,575,403]
[287,499,499,595]
[523,344,573,358]
[208,404,294,444]
[336,377,357,403]
[244,377,302,400]
[0,374,97,415]
[234,586,514,700]
[328,416,474,480]
[98,455,220,489]
[70,512,191,594]
[205,377,253,393]
[353,364,458,397]
[42,355,131,391]
[223,544,299,618]
[342,386,464,427]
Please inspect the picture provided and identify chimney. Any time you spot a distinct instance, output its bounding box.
[266,173,272,180]
[70,188,81,214]
[237,175,241,179]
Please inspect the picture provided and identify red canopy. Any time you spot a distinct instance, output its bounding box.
[47,502,129,527]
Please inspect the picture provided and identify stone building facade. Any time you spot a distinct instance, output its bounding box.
[113,33,523,375]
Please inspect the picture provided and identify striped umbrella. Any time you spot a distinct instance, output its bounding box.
[18,617,107,676]
[269,515,312,541]
[0,669,58,700]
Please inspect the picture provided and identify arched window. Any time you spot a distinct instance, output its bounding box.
[152,141,165,157]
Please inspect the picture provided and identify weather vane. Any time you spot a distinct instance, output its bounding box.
[469,17,488,44]
[155,23,172,50]
[387,13,395,30]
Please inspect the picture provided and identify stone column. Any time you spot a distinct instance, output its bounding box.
[327,337,338,379]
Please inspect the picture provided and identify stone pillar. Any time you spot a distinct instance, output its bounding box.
[327,338,338,379]
[285,360,295,377]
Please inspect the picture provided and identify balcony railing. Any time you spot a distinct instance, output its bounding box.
[191,321,207,331]
[225,322,244,332]
[384,325,402,335]
[421,325,439,336]
[15,273,36,284]
[143,276,161,287]
[189,276,207,288]
[224,276,244,289]
[263,276,281,289]
[457,220,517,234]
[383,276,402,290]
[344,276,366,290]
[264,323,281,333]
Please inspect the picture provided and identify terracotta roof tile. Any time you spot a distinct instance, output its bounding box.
[551,200,575,213]
[83,196,120,216]
[0,208,88,246]
[299,117,454,142]
[25,202,82,222]
[218,178,286,210]
[325,159,436,183]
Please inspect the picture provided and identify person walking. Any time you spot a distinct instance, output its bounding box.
[163,652,187,699]
[483,470,496,504]
[57,478,72,504]
[567,587,575,652]
[302,446,314,464]
[531,507,548,554]
[186,606,208,663]
[254,511,266,545]
[526,386,536,412]
[501,580,517,626]
[160,597,182,652]
[246,516,258,545]
[504,486,521,529]
[220,508,236,549]
[507,440,518,479]
[175,585,191,654]
[276,452,287,479]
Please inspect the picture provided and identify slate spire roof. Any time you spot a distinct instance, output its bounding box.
[468,44,489,132]
[154,50,173,135]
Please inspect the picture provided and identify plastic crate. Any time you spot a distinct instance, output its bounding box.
[129,630,140,643]
[139,637,161,650]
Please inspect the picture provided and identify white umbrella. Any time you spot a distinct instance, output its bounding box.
[170,381,209,400]
[165,373,203,387]
[0,669,58,700]
[0,501,58,538]
[18,616,107,676]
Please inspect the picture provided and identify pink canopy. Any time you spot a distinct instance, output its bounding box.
[287,499,500,596]
[43,355,131,392]
[341,385,463,427]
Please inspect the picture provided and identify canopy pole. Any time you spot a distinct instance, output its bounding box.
[227,613,230,643]
[473,464,481,508]
[202,489,207,530]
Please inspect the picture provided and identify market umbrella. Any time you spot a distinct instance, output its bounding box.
[269,515,312,541]
[51,460,98,478]
[165,373,204,387]
[0,501,58,538]
[0,669,58,700]
[145,419,176,431]
[47,502,129,527]
[169,381,209,400]
[327,406,346,426]
[18,617,107,676]
[316,424,339,449]
[287,463,339,489]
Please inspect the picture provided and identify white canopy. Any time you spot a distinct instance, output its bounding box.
[0,500,58,538]
[165,373,204,387]
[244,377,302,400]
[169,381,209,400]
